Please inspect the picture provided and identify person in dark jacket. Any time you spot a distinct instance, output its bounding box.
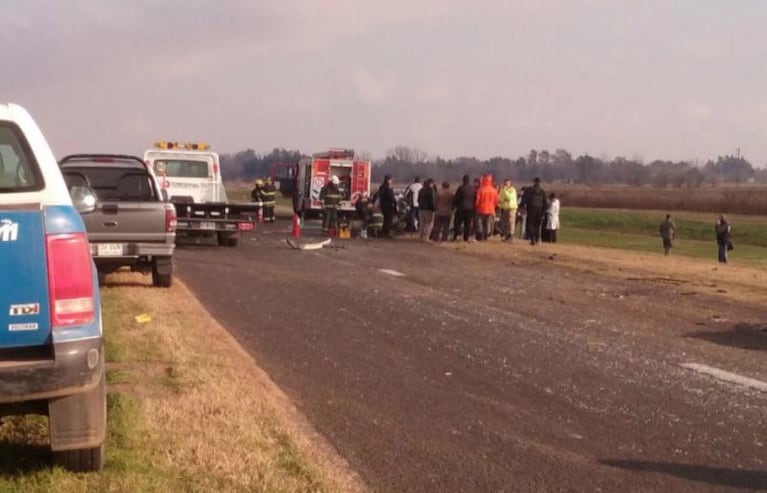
[417,178,436,241]
[452,175,476,242]
[519,177,548,245]
[659,213,676,256]
[715,214,732,263]
[375,175,397,238]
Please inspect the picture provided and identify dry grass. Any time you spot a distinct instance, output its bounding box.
[0,273,367,493]
[443,239,767,306]
[554,185,767,216]
[102,274,366,492]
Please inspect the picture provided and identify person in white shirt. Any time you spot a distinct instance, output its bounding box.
[545,193,560,243]
[404,176,423,232]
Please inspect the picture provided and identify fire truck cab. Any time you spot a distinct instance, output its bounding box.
[292,148,371,219]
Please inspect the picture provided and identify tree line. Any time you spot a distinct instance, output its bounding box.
[220,146,767,187]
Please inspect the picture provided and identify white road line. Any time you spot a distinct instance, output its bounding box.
[378,269,406,277]
[680,363,767,393]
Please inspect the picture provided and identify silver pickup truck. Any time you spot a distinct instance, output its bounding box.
[59,154,177,287]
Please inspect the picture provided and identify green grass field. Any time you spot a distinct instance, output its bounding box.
[559,208,767,266]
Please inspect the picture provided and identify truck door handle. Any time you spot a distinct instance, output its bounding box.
[103,221,118,228]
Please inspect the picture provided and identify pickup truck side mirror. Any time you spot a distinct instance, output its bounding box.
[70,185,97,214]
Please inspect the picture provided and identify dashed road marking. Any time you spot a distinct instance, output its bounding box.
[378,269,406,277]
[680,363,767,393]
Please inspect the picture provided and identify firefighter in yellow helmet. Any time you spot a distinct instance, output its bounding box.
[261,176,277,222]
[319,175,341,234]
[251,179,264,221]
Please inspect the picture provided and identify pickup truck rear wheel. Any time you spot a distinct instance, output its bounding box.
[152,256,173,287]
[53,443,105,473]
[217,233,238,247]
[50,366,107,473]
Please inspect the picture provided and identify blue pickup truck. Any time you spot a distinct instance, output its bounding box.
[0,103,106,472]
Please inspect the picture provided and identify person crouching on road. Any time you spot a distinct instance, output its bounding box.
[659,213,676,256]
[475,174,498,241]
[418,178,436,241]
[368,204,384,238]
[320,175,341,235]
[261,176,277,222]
[355,193,370,238]
[250,179,264,221]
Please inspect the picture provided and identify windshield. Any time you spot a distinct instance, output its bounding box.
[62,166,156,201]
[154,159,209,178]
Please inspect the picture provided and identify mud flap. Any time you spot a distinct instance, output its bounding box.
[48,369,107,451]
[153,256,173,275]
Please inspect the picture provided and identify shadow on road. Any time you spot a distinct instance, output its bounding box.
[685,323,767,351]
[600,459,767,490]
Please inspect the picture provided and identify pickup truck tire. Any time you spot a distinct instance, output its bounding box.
[217,234,239,247]
[53,443,105,473]
[152,256,173,287]
[50,368,107,473]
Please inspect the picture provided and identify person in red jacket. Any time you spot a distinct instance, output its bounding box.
[475,174,499,241]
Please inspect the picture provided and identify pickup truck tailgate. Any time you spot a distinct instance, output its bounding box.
[0,209,51,348]
[83,201,168,243]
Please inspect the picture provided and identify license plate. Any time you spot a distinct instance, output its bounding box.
[200,221,216,230]
[97,243,123,256]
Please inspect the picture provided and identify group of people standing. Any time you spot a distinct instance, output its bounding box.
[360,174,561,244]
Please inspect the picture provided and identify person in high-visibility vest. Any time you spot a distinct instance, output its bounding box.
[498,178,518,241]
[319,175,341,234]
[368,207,384,238]
[261,176,277,222]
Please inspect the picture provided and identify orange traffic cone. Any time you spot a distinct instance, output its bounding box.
[291,213,301,238]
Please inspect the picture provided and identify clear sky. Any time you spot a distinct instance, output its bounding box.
[3,1,766,164]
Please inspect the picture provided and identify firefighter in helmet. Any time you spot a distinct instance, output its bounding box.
[251,179,264,221]
[261,176,277,222]
[319,175,341,234]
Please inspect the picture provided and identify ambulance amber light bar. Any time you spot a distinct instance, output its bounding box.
[154,141,211,151]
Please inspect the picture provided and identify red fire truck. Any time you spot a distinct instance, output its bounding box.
[273,148,372,219]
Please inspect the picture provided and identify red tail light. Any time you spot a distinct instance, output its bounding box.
[165,206,177,233]
[46,233,94,328]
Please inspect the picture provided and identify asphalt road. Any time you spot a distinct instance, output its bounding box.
[175,224,767,492]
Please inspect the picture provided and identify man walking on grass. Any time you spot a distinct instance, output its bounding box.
[659,213,676,256]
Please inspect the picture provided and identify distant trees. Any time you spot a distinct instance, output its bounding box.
[220,144,763,188]
[219,148,303,181]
